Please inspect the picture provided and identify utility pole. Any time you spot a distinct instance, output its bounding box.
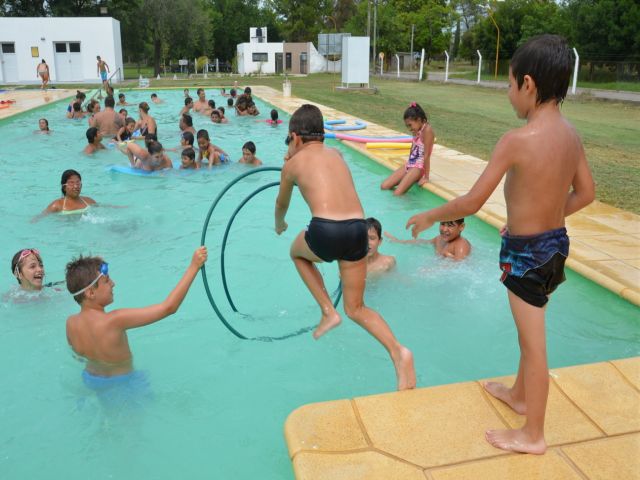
[410,24,415,70]
[373,0,377,68]
[367,0,371,61]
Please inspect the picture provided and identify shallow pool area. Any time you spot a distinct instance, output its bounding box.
[0,88,638,479]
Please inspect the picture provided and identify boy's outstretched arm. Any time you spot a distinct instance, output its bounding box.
[564,146,595,217]
[109,246,208,330]
[275,166,294,235]
[383,231,432,245]
[406,132,515,238]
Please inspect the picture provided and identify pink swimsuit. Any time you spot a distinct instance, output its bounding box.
[406,123,427,172]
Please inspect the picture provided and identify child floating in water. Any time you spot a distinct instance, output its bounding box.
[406,35,595,454]
[385,219,471,261]
[11,249,45,291]
[42,169,96,216]
[239,141,262,166]
[266,109,282,125]
[381,102,434,196]
[115,117,136,142]
[274,104,416,391]
[365,218,396,276]
[65,247,208,379]
[37,118,50,134]
[150,93,162,104]
[126,140,173,171]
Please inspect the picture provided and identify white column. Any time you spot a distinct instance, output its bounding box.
[572,47,580,95]
[419,48,425,81]
[444,50,449,82]
[476,50,482,83]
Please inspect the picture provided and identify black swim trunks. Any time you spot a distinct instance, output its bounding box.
[305,217,368,262]
[499,227,569,308]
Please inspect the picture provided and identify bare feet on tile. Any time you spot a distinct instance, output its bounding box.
[394,346,416,391]
[313,310,342,339]
[483,381,526,415]
[485,428,546,455]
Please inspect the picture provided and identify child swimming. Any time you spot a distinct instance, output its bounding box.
[84,127,105,155]
[42,169,96,216]
[385,219,471,260]
[365,218,396,276]
[180,147,199,170]
[196,129,228,168]
[381,102,434,196]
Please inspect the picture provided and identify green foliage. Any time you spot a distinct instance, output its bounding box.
[268,0,332,42]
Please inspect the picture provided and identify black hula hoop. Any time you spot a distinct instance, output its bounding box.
[200,167,342,341]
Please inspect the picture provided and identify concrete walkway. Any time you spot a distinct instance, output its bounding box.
[285,357,640,480]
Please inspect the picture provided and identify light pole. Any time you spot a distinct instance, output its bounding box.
[487,9,500,78]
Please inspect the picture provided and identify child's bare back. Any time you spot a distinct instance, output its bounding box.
[285,144,363,220]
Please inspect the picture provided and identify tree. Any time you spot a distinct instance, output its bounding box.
[268,0,331,42]
[1,0,48,16]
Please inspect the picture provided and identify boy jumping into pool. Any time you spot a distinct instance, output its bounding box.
[65,246,207,378]
[275,104,416,391]
[405,35,595,453]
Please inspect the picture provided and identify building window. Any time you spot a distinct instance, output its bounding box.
[69,42,81,53]
[252,52,268,62]
[1,43,16,54]
[55,43,67,53]
[285,53,292,70]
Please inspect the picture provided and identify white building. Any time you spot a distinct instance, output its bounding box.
[236,27,340,75]
[0,17,123,84]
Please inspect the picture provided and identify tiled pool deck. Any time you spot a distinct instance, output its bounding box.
[3,86,639,480]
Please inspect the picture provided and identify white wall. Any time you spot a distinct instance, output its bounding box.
[0,17,123,84]
[236,42,283,75]
[309,43,341,74]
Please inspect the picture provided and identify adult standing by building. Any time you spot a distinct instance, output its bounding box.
[36,59,49,90]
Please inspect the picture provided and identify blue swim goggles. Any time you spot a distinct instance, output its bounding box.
[70,262,109,297]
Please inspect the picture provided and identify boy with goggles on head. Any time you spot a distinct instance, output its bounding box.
[64,247,207,379]
[275,104,416,391]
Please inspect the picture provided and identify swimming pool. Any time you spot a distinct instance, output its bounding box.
[0,88,638,479]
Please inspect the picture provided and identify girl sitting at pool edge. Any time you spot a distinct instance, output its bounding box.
[381,102,434,196]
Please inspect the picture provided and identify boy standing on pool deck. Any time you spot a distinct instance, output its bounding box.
[275,104,416,391]
[406,35,595,453]
[65,247,207,378]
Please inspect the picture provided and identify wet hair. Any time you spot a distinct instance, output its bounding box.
[75,91,86,101]
[270,109,279,121]
[86,127,99,143]
[144,133,157,146]
[211,110,221,120]
[185,97,193,106]
[65,255,104,304]
[104,95,115,108]
[151,93,158,99]
[147,140,163,155]
[181,147,196,161]
[366,217,382,239]
[119,108,127,115]
[182,114,193,127]
[181,131,194,146]
[11,249,43,283]
[403,102,428,122]
[139,102,150,114]
[242,141,256,154]
[208,99,216,109]
[218,106,225,115]
[196,88,204,95]
[196,129,210,141]
[125,117,136,126]
[230,88,236,97]
[39,118,49,130]
[87,99,99,113]
[183,88,189,94]
[118,93,125,99]
[244,87,252,95]
[511,34,572,105]
[61,169,81,195]
[289,104,325,143]
[227,98,233,107]
[72,101,82,112]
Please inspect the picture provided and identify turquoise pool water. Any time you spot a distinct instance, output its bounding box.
[0,88,638,479]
